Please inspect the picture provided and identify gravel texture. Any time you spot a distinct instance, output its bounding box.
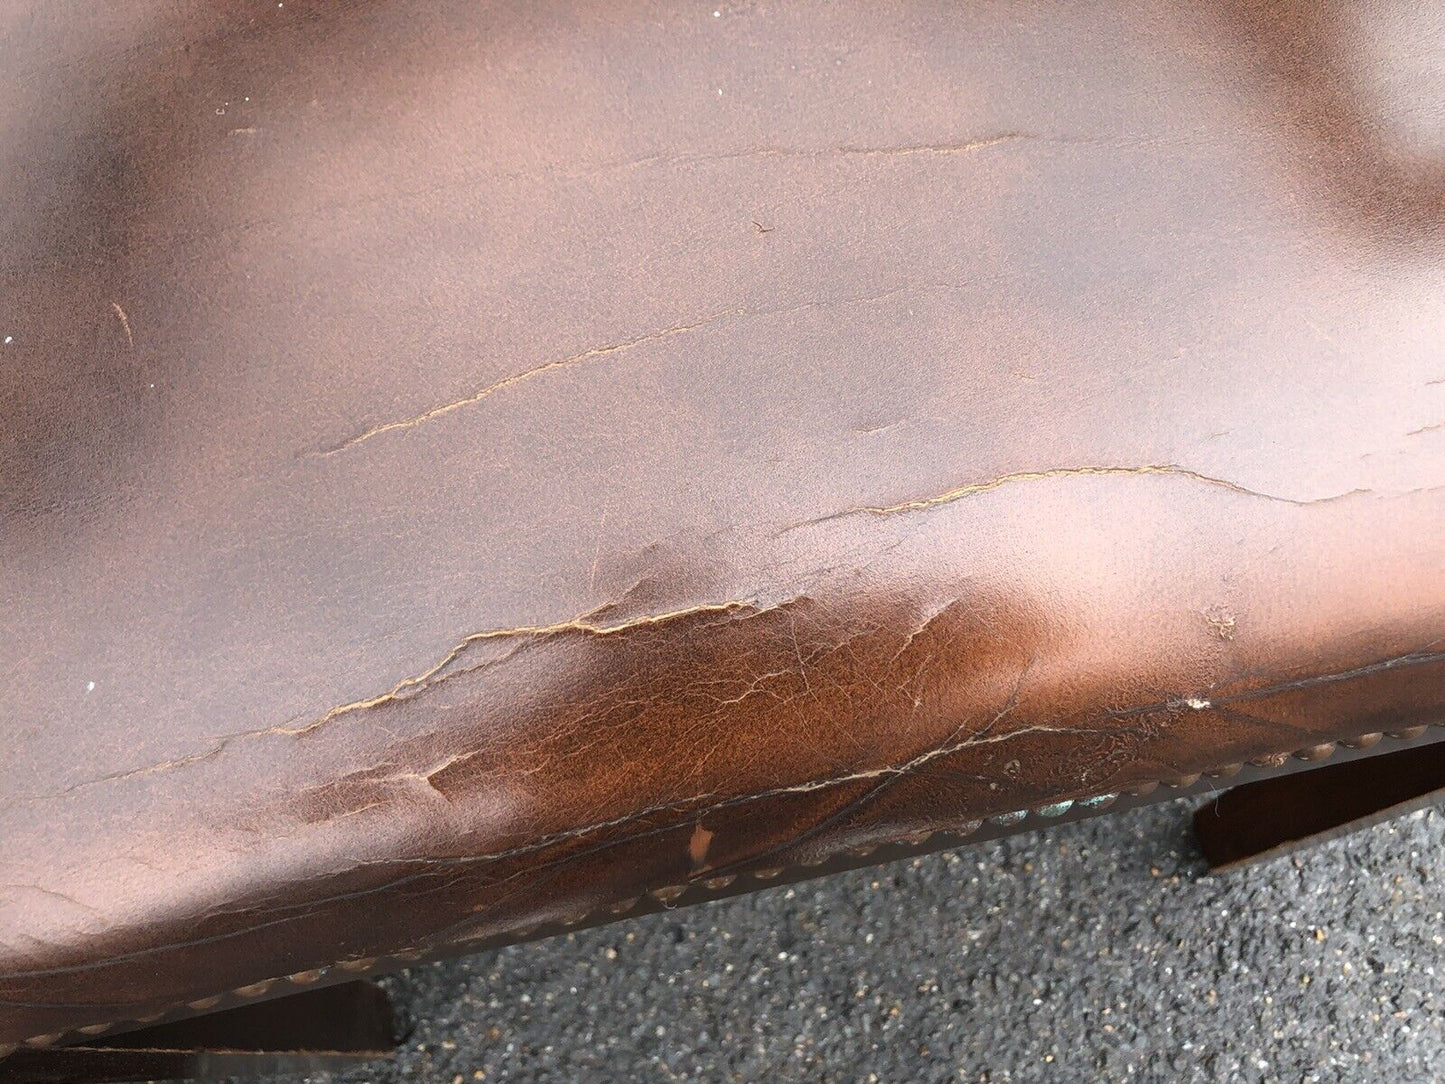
[253,798,1444,1083]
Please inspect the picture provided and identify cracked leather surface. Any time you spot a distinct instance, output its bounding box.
[1,0,1443,1045]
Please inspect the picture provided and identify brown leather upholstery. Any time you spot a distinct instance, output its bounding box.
[2,0,1443,1049]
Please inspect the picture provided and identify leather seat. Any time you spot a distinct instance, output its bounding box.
[2,0,1443,1049]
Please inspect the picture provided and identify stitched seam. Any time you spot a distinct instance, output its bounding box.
[9,721,1441,1052]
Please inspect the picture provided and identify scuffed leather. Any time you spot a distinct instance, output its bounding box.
[1,0,1443,1045]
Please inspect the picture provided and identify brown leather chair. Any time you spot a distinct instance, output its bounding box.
[2,0,1442,1067]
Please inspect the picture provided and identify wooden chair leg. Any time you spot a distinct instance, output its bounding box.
[0,980,399,1084]
[1194,739,1445,871]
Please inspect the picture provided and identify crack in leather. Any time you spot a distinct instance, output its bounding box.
[19,467,1402,804]
[311,282,965,457]
[18,599,785,801]
[2,647,1440,987]
[793,466,1369,527]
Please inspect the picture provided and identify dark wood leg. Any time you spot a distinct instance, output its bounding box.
[0,980,399,1084]
[1194,739,1445,871]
